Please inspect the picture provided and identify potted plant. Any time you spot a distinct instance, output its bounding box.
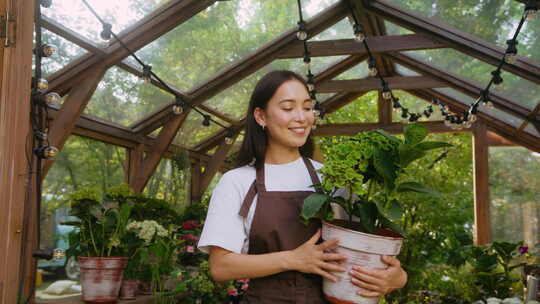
[302,123,451,304]
[65,187,133,304]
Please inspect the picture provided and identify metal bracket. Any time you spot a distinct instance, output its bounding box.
[0,10,17,47]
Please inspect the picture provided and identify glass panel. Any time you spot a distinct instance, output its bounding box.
[385,0,540,63]
[333,61,369,80]
[41,0,170,48]
[392,90,444,122]
[174,111,230,148]
[311,18,354,41]
[134,0,340,91]
[525,123,540,138]
[84,66,174,126]
[433,87,523,128]
[144,151,190,205]
[395,63,421,76]
[38,136,126,299]
[405,49,540,110]
[36,29,87,77]
[384,20,414,35]
[324,91,379,123]
[203,56,347,119]
[490,146,540,244]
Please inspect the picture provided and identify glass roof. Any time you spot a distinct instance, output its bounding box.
[133,0,340,92]
[385,0,540,63]
[525,124,539,138]
[392,90,444,122]
[333,61,369,80]
[41,0,170,48]
[403,49,540,110]
[324,91,379,123]
[395,63,421,76]
[173,111,230,149]
[38,29,87,77]
[384,20,414,35]
[84,66,174,126]
[311,18,355,41]
[433,87,523,128]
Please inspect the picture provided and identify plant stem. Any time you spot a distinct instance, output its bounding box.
[347,186,353,227]
[87,219,99,257]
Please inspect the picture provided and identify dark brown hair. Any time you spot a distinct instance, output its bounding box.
[236,70,314,169]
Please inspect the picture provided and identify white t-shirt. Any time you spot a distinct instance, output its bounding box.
[197,157,324,254]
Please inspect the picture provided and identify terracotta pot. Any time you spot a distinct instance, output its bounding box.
[79,256,128,304]
[120,279,138,300]
[321,220,403,304]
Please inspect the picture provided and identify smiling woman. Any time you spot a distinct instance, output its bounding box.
[197,70,407,303]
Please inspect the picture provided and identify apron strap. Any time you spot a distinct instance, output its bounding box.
[239,181,257,217]
[302,157,321,185]
[255,163,266,192]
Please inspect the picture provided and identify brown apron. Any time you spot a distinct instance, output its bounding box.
[238,157,326,304]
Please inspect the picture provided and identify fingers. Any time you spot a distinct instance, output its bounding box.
[350,268,383,286]
[317,237,339,250]
[307,229,321,244]
[322,252,347,262]
[352,265,385,280]
[351,277,381,294]
[314,268,339,283]
[381,255,401,267]
[319,261,346,273]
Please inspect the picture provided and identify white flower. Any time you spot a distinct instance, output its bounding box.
[502,298,522,304]
[487,298,502,304]
[127,220,169,243]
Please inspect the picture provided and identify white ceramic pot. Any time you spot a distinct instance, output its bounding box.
[321,220,403,304]
[79,256,128,304]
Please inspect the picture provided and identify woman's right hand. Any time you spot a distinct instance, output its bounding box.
[288,229,347,282]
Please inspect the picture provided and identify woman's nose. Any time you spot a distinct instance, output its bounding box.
[293,107,307,122]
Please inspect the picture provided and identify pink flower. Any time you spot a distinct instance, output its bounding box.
[182,220,200,230]
[520,245,529,255]
[227,288,238,296]
[237,279,250,284]
[186,246,195,253]
[241,283,249,291]
[181,234,199,242]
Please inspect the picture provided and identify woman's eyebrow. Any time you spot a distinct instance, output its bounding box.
[278,99,295,104]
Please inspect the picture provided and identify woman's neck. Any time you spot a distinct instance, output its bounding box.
[265,143,301,165]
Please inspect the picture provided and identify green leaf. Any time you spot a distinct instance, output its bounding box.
[398,144,426,168]
[397,182,442,198]
[404,123,428,145]
[354,201,379,234]
[385,199,403,221]
[373,148,396,189]
[374,129,401,145]
[378,214,404,236]
[301,193,330,221]
[416,141,453,151]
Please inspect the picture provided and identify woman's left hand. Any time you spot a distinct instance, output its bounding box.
[349,255,407,298]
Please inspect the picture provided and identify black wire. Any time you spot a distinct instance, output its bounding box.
[296,0,305,23]
[80,0,231,131]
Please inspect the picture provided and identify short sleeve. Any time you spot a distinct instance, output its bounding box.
[197,172,247,254]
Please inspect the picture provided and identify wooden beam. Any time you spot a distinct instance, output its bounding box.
[0,0,34,302]
[275,35,446,58]
[472,122,492,245]
[389,53,536,123]
[41,16,106,55]
[366,0,540,85]
[131,111,190,192]
[46,0,216,95]
[487,131,517,147]
[126,144,144,188]
[378,91,392,124]
[198,130,240,197]
[517,102,540,135]
[43,67,106,176]
[313,121,461,136]
[190,161,202,204]
[134,2,348,134]
[317,76,446,93]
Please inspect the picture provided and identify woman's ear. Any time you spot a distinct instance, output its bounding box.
[253,107,266,128]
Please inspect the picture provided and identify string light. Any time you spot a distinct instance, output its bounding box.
[43,92,61,105]
[36,78,49,92]
[353,23,365,42]
[382,82,392,100]
[307,71,315,92]
[202,115,211,127]
[368,57,378,77]
[224,130,235,145]
[34,44,57,57]
[172,96,185,115]
[296,21,308,41]
[34,146,59,159]
[392,99,402,112]
[100,23,112,40]
[40,0,52,8]
[142,65,152,83]
[524,0,538,20]
[504,39,518,64]
[491,70,503,85]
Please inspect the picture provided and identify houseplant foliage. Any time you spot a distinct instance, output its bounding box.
[302,123,451,235]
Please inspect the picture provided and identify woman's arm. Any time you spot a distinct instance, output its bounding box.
[350,255,407,297]
[209,229,347,282]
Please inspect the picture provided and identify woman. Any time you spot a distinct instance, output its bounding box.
[198,70,407,303]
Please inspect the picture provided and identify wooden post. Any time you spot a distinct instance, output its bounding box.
[126,144,144,188]
[190,160,202,204]
[0,0,35,302]
[472,122,492,245]
[378,91,392,124]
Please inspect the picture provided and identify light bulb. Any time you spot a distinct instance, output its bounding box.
[224,136,234,145]
[369,67,378,77]
[37,78,48,91]
[44,146,59,158]
[382,91,392,100]
[483,101,494,109]
[39,44,57,57]
[353,24,365,42]
[296,30,308,41]
[172,104,184,115]
[504,53,517,64]
[45,92,61,105]
[463,121,473,129]
[524,1,538,21]
[307,82,315,92]
[444,119,452,127]
[469,114,477,123]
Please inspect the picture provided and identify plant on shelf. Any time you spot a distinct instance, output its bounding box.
[301,123,451,304]
[64,186,133,303]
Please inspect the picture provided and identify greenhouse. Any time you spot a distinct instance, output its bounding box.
[1,0,539,303]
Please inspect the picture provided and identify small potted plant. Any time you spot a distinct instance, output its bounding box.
[64,187,133,304]
[302,123,451,304]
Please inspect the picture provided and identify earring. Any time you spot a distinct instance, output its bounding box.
[261,124,265,131]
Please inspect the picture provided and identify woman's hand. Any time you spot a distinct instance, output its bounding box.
[349,255,407,297]
[287,229,348,282]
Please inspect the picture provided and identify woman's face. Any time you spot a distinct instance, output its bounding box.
[254,79,315,150]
